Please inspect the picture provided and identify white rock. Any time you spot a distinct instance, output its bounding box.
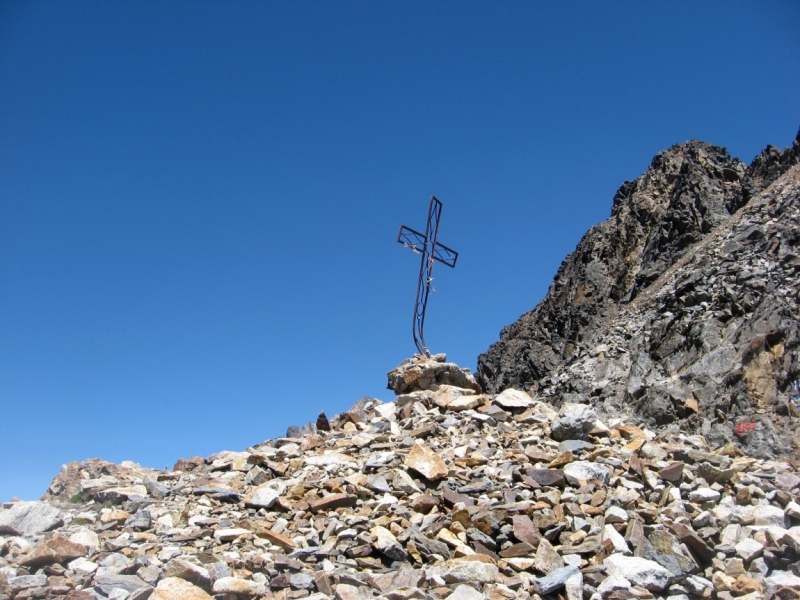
[688,488,721,503]
[69,527,100,552]
[605,506,629,523]
[304,451,357,468]
[0,501,63,536]
[564,571,583,600]
[373,402,397,421]
[735,537,764,562]
[597,573,631,596]
[212,576,265,596]
[752,504,787,527]
[551,403,597,441]
[79,475,118,490]
[684,575,714,596]
[603,524,630,555]
[405,442,449,480]
[563,461,611,485]
[446,395,483,411]
[244,484,280,508]
[213,528,250,541]
[392,470,421,494]
[433,385,477,408]
[371,525,407,561]
[335,583,367,600]
[765,571,800,595]
[275,443,302,459]
[444,584,484,600]
[7,574,48,591]
[603,555,672,591]
[785,500,800,519]
[494,389,534,409]
[69,557,98,574]
[442,559,499,583]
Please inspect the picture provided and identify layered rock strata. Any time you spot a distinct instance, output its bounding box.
[477,130,800,457]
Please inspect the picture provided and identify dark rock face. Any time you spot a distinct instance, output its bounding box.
[477,128,800,456]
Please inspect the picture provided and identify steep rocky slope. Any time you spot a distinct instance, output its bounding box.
[477,130,800,458]
[4,360,800,600]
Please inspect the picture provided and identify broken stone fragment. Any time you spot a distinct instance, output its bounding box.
[432,385,476,408]
[308,493,358,512]
[95,485,148,503]
[658,461,684,482]
[212,576,266,596]
[603,555,672,591]
[404,442,448,480]
[94,573,152,596]
[443,584,484,600]
[550,403,597,441]
[533,537,563,574]
[6,574,48,592]
[511,514,541,547]
[441,558,499,583]
[371,525,408,561]
[252,524,298,551]
[244,483,280,508]
[152,576,213,600]
[334,582,368,600]
[0,501,63,536]
[526,468,565,487]
[164,558,211,588]
[752,504,786,527]
[213,528,250,541]
[370,569,424,593]
[445,394,484,411]
[19,535,86,567]
[304,451,358,468]
[562,461,610,485]
[688,488,721,503]
[532,565,579,595]
[493,388,534,410]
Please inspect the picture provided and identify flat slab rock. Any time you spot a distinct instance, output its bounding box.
[604,555,673,591]
[404,442,448,480]
[0,501,63,536]
[151,577,213,600]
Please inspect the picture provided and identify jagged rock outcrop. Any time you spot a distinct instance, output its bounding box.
[477,129,800,457]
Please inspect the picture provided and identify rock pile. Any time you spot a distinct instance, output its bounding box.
[477,129,800,459]
[3,358,800,600]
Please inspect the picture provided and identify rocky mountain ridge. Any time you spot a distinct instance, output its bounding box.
[3,357,800,600]
[477,129,800,459]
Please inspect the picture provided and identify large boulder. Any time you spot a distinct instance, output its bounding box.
[0,501,63,537]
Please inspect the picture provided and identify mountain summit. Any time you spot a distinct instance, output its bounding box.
[477,129,800,459]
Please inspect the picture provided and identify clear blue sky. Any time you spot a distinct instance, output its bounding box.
[1,2,798,501]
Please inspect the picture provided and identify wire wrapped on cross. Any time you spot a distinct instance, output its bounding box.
[397,196,458,357]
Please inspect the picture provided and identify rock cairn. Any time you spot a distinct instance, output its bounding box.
[3,355,800,600]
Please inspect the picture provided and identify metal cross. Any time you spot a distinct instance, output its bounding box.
[397,196,458,357]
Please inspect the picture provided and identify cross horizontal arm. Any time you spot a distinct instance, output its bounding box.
[396,225,458,268]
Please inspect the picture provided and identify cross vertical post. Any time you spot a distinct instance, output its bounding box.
[397,196,458,357]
